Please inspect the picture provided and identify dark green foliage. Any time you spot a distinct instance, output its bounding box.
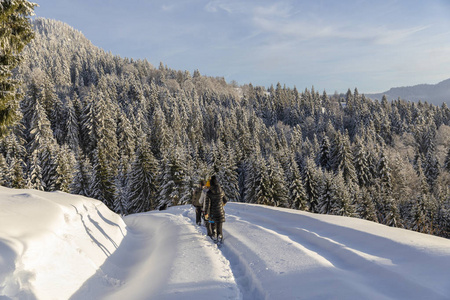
[0,0,36,137]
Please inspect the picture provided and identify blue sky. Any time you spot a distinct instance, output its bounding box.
[34,0,450,93]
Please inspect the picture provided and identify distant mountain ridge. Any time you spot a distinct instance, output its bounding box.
[367,78,450,106]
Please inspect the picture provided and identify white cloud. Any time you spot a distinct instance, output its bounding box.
[161,4,175,11]
[205,0,233,13]
[251,6,429,47]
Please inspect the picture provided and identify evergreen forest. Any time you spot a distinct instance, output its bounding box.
[3,19,450,238]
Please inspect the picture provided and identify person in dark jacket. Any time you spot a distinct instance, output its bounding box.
[191,180,205,225]
[202,180,213,237]
[205,175,228,242]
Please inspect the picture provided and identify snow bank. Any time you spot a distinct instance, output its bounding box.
[0,186,126,299]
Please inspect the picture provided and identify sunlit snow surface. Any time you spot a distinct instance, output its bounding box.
[1,186,450,299]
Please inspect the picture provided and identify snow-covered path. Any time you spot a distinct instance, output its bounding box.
[73,203,450,300]
[2,188,450,300]
[71,206,241,300]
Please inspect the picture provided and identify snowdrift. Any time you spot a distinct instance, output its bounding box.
[0,186,126,299]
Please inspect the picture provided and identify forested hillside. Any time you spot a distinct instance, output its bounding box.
[3,18,450,237]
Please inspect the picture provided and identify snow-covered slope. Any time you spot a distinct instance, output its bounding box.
[0,187,126,299]
[1,187,450,300]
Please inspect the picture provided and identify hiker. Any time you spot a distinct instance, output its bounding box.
[204,175,228,242]
[192,180,205,225]
[202,180,214,237]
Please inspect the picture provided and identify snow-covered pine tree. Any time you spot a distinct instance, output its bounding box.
[356,187,378,222]
[157,147,189,209]
[0,154,7,186]
[54,145,76,193]
[333,171,354,217]
[243,152,264,204]
[71,153,93,197]
[10,157,25,188]
[409,193,434,234]
[303,156,321,212]
[114,164,130,216]
[27,96,55,154]
[353,135,371,187]
[318,171,334,214]
[80,94,95,155]
[423,150,440,189]
[317,135,331,171]
[90,149,115,209]
[377,151,393,195]
[64,96,80,155]
[116,111,136,170]
[261,155,288,207]
[39,143,58,191]
[51,96,65,144]
[218,145,240,202]
[150,105,171,159]
[382,197,402,228]
[26,151,44,190]
[288,157,308,211]
[127,142,159,213]
[444,147,450,172]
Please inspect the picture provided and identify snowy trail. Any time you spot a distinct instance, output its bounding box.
[72,203,450,300]
[70,206,241,300]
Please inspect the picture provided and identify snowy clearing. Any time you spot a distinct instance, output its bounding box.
[1,186,450,299]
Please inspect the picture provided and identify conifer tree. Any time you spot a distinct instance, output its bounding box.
[333,171,354,217]
[116,111,136,169]
[445,148,450,173]
[39,143,57,191]
[127,142,159,213]
[318,171,335,214]
[377,151,393,195]
[0,0,36,137]
[157,147,188,208]
[243,152,264,204]
[54,145,75,193]
[26,151,43,190]
[71,153,93,197]
[409,193,434,234]
[383,197,401,228]
[353,136,371,186]
[260,155,288,207]
[317,135,331,171]
[114,164,129,216]
[303,157,321,212]
[50,93,65,144]
[150,105,171,159]
[356,187,378,222]
[90,149,115,209]
[283,152,307,210]
[423,150,440,189]
[64,96,80,155]
[0,153,7,185]
[218,145,240,202]
[10,156,25,188]
[27,97,55,153]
